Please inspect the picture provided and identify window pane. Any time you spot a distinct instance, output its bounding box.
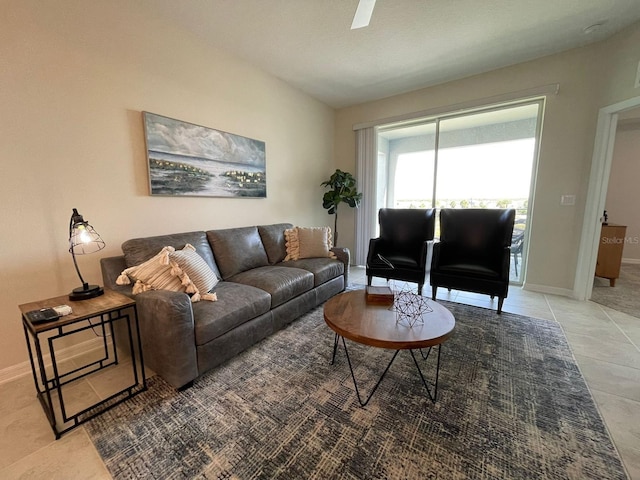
[436,104,539,283]
[394,151,435,208]
[435,138,535,208]
[379,122,437,208]
[436,104,538,212]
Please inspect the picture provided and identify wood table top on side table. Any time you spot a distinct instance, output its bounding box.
[19,288,136,334]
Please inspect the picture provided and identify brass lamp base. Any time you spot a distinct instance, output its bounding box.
[69,285,104,301]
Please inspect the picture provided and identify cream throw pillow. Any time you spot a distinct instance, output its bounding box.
[116,246,182,292]
[284,227,336,261]
[116,245,217,302]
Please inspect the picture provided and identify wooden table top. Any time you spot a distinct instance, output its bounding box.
[19,289,135,333]
[324,290,455,350]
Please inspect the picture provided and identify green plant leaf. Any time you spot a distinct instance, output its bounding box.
[320,169,362,242]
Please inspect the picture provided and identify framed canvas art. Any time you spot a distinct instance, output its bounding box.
[142,112,266,198]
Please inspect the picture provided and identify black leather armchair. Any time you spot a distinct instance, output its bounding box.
[366,208,436,295]
[430,208,515,314]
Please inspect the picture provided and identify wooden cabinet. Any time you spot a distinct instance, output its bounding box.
[595,224,627,287]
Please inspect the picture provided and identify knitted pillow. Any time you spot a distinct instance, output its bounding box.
[116,245,217,302]
[284,227,336,261]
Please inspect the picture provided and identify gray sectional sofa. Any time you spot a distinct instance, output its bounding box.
[100,223,349,389]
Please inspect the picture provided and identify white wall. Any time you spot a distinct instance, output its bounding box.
[335,21,640,296]
[0,1,335,373]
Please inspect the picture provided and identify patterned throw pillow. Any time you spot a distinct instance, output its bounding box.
[169,244,219,294]
[116,245,217,302]
[284,227,336,261]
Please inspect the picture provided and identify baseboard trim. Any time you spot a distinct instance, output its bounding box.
[622,258,640,265]
[0,337,106,385]
[522,282,574,298]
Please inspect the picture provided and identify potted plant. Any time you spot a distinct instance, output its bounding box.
[321,169,362,245]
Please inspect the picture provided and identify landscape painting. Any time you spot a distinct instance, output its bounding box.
[143,112,266,197]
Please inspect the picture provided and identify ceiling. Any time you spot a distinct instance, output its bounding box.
[148,0,640,109]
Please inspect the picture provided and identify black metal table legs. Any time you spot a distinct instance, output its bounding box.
[331,333,443,406]
[23,306,146,439]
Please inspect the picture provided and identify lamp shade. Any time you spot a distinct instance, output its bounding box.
[68,208,105,300]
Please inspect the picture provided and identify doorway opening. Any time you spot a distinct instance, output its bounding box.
[575,95,640,300]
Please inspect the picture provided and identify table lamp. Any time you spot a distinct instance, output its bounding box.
[68,208,105,300]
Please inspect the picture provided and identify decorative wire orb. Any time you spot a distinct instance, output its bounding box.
[388,281,433,327]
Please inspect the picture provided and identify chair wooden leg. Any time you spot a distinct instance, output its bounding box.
[367,275,372,286]
[497,297,505,314]
[431,286,437,300]
[418,283,423,296]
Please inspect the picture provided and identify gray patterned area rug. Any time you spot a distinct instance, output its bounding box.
[85,300,627,480]
[591,263,640,320]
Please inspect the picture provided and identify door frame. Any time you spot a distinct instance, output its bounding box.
[574,95,640,300]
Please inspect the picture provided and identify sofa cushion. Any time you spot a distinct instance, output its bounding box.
[192,282,271,346]
[228,266,314,308]
[258,223,293,264]
[122,231,220,278]
[207,227,269,279]
[284,226,336,261]
[439,263,500,278]
[278,258,344,287]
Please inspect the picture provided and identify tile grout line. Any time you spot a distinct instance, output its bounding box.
[542,294,559,323]
[596,303,640,353]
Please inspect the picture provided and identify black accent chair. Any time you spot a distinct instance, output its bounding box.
[366,208,436,295]
[430,208,516,314]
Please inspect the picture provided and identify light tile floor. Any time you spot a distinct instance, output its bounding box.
[356,267,640,479]
[0,267,638,479]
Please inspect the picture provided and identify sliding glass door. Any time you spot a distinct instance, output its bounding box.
[377,101,542,284]
[388,122,437,209]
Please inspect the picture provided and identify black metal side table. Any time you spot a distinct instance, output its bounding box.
[19,289,146,439]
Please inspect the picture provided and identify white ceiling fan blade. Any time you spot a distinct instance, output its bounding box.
[351,0,376,29]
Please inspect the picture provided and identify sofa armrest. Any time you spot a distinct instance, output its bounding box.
[419,240,434,274]
[431,241,442,270]
[100,256,134,297]
[500,246,512,280]
[331,246,350,286]
[134,290,198,389]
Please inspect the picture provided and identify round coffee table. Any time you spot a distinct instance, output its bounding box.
[324,290,455,405]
